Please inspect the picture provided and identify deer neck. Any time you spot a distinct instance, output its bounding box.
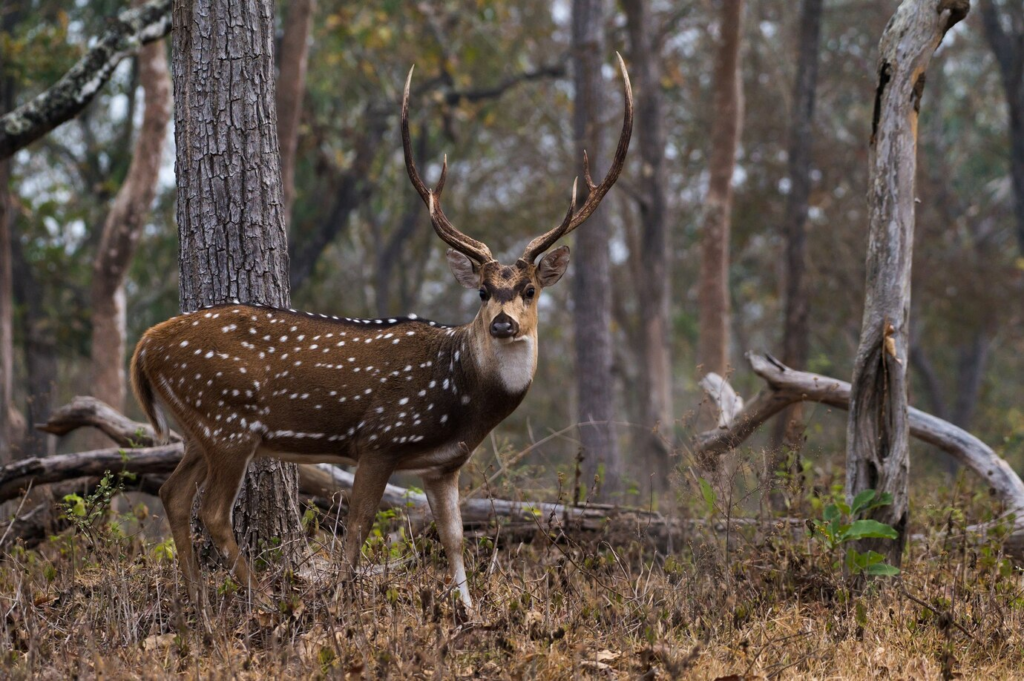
[462,315,537,397]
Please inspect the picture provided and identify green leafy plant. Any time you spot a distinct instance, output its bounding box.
[59,470,132,548]
[811,489,900,577]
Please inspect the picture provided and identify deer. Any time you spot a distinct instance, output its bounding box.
[130,56,632,610]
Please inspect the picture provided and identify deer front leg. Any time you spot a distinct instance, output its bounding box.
[343,458,395,578]
[423,468,472,610]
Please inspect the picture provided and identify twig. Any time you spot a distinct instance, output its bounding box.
[899,588,978,643]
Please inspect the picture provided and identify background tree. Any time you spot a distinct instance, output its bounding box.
[980,0,1024,255]
[771,0,824,458]
[698,0,745,378]
[622,0,673,489]
[172,0,302,566]
[571,0,623,498]
[276,0,315,225]
[89,10,170,424]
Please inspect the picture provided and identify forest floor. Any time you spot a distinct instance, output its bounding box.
[2,462,1024,679]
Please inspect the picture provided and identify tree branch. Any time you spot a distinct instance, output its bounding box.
[0,0,172,160]
[695,352,1024,515]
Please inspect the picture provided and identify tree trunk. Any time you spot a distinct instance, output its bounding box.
[846,0,968,570]
[698,0,745,378]
[0,27,15,465]
[772,0,824,455]
[952,330,990,430]
[10,236,56,460]
[275,0,314,225]
[622,0,673,492]
[172,0,302,568]
[979,0,1024,255]
[90,18,171,426]
[571,0,623,499]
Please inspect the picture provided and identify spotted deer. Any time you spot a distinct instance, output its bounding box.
[130,57,632,608]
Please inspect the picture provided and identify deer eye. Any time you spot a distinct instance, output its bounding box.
[524,286,536,301]
[479,288,490,302]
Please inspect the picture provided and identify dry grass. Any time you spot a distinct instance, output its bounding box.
[2,459,1024,680]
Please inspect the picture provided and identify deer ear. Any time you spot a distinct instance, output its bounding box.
[537,246,570,287]
[446,249,481,289]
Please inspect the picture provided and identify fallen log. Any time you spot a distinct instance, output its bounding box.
[694,352,1024,554]
[37,396,181,446]
[4,399,694,552]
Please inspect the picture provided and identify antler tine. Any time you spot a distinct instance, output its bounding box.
[520,178,577,264]
[402,66,493,265]
[520,53,634,264]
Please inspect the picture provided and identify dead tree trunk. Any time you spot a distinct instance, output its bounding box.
[698,0,745,378]
[623,0,673,491]
[772,0,824,456]
[571,0,623,497]
[846,0,969,569]
[90,17,170,421]
[172,0,302,568]
[275,0,314,224]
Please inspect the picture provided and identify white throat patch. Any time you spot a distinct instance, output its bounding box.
[493,336,536,394]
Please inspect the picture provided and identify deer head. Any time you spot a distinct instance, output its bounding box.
[401,54,633,371]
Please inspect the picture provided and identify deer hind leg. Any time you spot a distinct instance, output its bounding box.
[342,458,395,578]
[197,440,256,588]
[422,468,472,610]
[159,439,208,600]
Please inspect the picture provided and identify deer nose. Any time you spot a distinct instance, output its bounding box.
[489,313,518,339]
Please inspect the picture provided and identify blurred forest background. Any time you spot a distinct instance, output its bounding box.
[1,0,1022,505]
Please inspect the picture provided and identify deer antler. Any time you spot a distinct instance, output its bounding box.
[402,66,494,265]
[520,53,633,264]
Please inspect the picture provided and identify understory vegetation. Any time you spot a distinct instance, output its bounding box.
[2,453,1022,679]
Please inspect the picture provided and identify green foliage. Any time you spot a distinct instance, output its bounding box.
[58,470,131,548]
[810,489,900,578]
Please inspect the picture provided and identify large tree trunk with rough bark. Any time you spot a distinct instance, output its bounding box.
[622,0,673,492]
[275,0,314,225]
[698,0,745,378]
[772,0,824,456]
[90,20,171,425]
[846,0,968,570]
[571,0,623,499]
[172,0,302,568]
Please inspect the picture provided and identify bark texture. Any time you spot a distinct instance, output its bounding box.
[773,0,824,453]
[846,0,968,569]
[90,23,171,418]
[571,0,623,497]
[698,0,745,377]
[172,0,302,567]
[0,0,172,161]
[275,0,315,224]
[623,0,673,489]
[980,0,1024,255]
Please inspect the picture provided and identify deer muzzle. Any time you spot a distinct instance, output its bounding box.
[489,312,519,340]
